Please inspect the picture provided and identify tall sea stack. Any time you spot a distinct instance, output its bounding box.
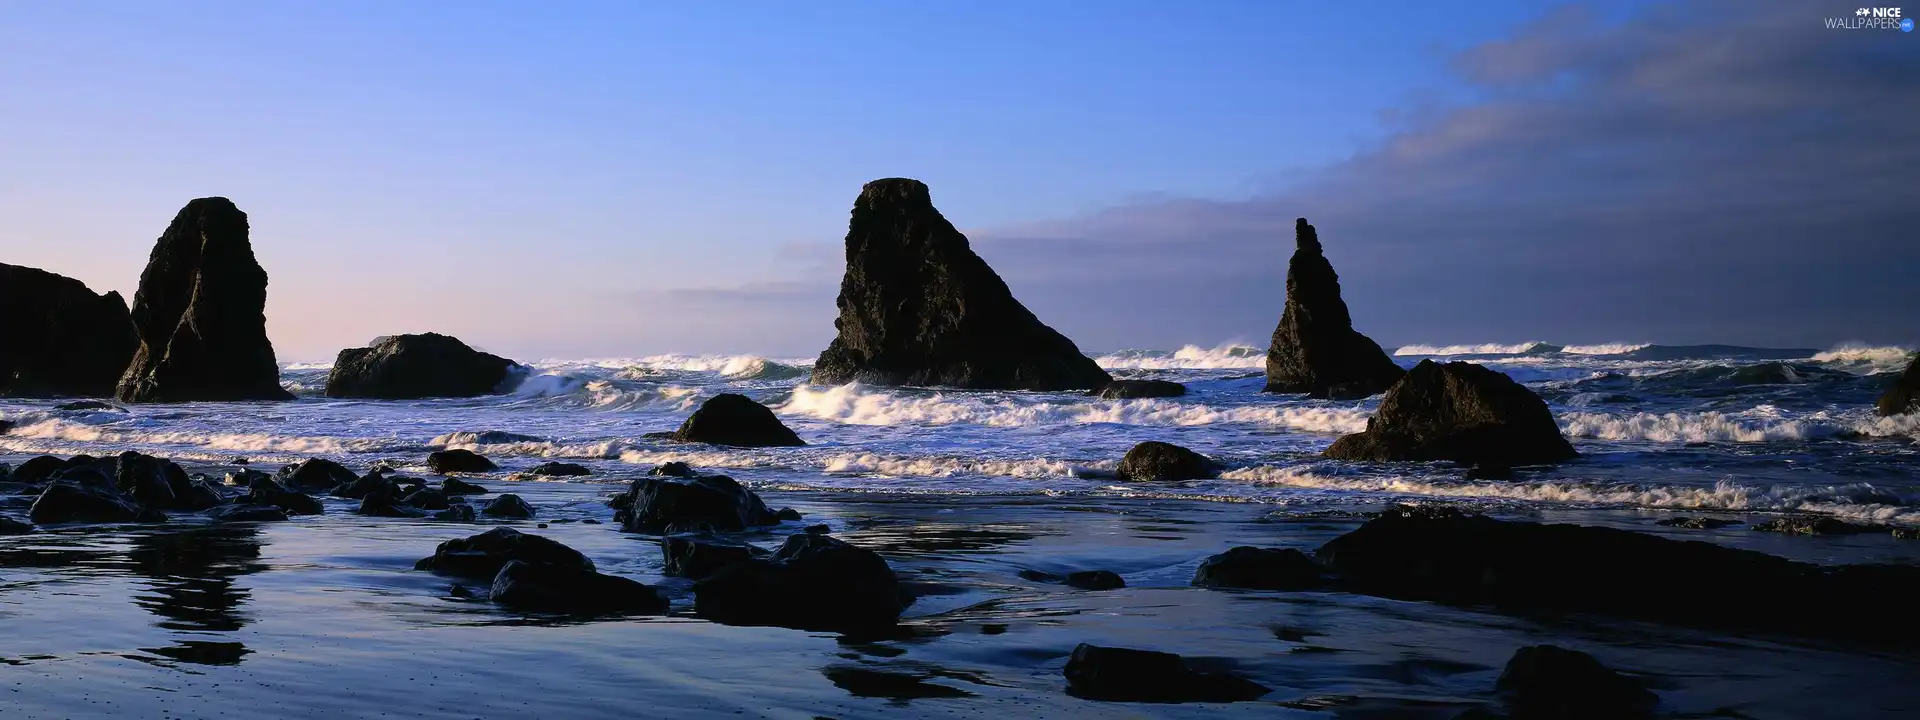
[1263,218,1404,400]
[117,198,293,402]
[0,263,138,397]
[809,178,1111,391]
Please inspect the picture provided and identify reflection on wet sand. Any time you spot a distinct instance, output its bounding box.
[127,527,266,665]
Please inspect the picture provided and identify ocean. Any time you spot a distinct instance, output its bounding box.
[2,341,1917,718]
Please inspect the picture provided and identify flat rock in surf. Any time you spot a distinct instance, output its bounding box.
[414,526,594,579]
[616,474,779,534]
[693,533,911,631]
[488,559,668,615]
[528,462,592,477]
[668,393,804,447]
[0,263,138,398]
[1324,360,1577,466]
[1089,379,1187,399]
[1875,353,1920,416]
[324,333,523,400]
[117,197,293,403]
[1262,218,1404,400]
[428,449,498,474]
[1063,644,1271,703]
[1115,441,1219,481]
[1314,505,1920,647]
[808,178,1111,391]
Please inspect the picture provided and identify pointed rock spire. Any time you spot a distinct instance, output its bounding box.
[1263,218,1403,399]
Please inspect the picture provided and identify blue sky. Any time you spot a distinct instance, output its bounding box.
[1,1,1910,361]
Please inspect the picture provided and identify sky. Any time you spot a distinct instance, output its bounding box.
[0,0,1912,362]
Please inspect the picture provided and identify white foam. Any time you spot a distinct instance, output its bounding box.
[1558,409,1920,443]
[1095,343,1265,370]
[603,354,811,379]
[1559,343,1651,355]
[0,416,411,455]
[1811,344,1913,370]
[820,453,1110,479]
[776,383,1370,433]
[507,373,701,411]
[1394,342,1550,356]
[1221,465,1920,524]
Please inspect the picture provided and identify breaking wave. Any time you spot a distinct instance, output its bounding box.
[1094,343,1265,370]
[1558,409,1920,442]
[1395,342,1555,356]
[776,383,1369,433]
[1811,344,1912,371]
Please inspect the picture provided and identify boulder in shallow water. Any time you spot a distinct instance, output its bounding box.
[55,400,122,411]
[400,487,450,510]
[282,458,359,493]
[14,456,70,485]
[324,332,522,399]
[651,462,696,477]
[809,178,1112,391]
[694,533,910,630]
[1495,645,1656,720]
[618,475,779,534]
[1192,547,1325,591]
[427,449,497,474]
[1021,568,1127,590]
[661,535,766,580]
[441,477,488,495]
[1262,218,1405,400]
[480,493,535,519]
[205,503,289,523]
[245,478,323,516]
[1089,379,1187,399]
[1875,354,1920,416]
[433,504,477,522]
[414,526,594,579]
[668,394,804,447]
[358,488,428,518]
[1750,516,1886,536]
[332,471,399,499]
[1654,516,1737,530]
[1063,644,1271,703]
[529,462,591,477]
[116,197,293,402]
[1116,441,1218,481]
[488,559,668,615]
[0,263,138,398]
[1324,360,1577,466]
[29,481,142,524]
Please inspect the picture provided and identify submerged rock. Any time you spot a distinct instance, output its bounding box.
[1496,645,1656,720]
[324,333,522,399]
[480,494,535,519]
[1021,569,1127,590]
[1750,516,1886,536]
[618,475,779,534]
[1192,547,1324,591]
[1089,379,1187,400]
[1262,218,1404,400]
[809,178,1111,391]
[1313,505,1920,646]
[427,449,497,474]
[1324,360,1577,466]
[414,526,594,579]
[668,393,804,447]
[528,462,592,477]
[0,263,138,398]
[116,197,293,402]
[694,533,910,630]
[205,504,289,523]
[1115,441,1218,481]
[55,400,122,411]
[1063,644,1271,703]
[1654,516,1738,530]
[488,559,668,615]
[1875,354,1920,416]
[661,535,765,580]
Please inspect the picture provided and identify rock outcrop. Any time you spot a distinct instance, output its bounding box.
[693,533,911,630]
[0,263,138,398]
[1876,353,1920,416]
[667,394,804,447]
[324,333,522,399]
[116,198,293,402]
[1115,441,1218,481]
[1263,218,1404,400]
[809,179,1111,391]
[1324,360,1577,466]
[414,526,593,579]
[427,449,497,474]
[615,475,780,534]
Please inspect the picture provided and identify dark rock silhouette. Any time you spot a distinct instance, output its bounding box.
[1192,547,1325,591]
[441,478,488,495]
[205,504,289,522]
[661,535,765,579]
[117,198,292,402]
[399,487,450,510]
[244,478,323,516]
[324,333,521,399]
[1325,360,1577,466]
[1263,218,1404,400]
[1063,644,1271,703]
[488,559,667,614]
[480,493,534,519]
[1089,379,1186,399]
[279,458,359,493]
[428,449,497,474]
[529,462,591,477]
[651,461,696,477]
[668,393,804,447]
[810,178,1111,391]
[414,526,593,579]
[1115,441,1218,481]
[0,263,138,398]
[616,475,779,534]
[1876,354,1920,416]
[1495,646,1656,720]
[694,533,910,630]
[1021,568,1127,590]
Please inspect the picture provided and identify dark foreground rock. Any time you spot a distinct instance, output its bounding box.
[1262,218,1404,400]
[325,333,522,399]
[280,458,360,493]
[245,478,323,516]
[1192,547,1324,591]
[441,477,489,495]
[117,197,293,402]
[489,559,667,615]
[1063,644,1270,703]
[1324,360,1577,466]
[809,178,1111,391]
[662,535,765,580]
[617,475,779,534]
[481,494,535,519]
[1654,516,1738,530]
[694,533,910,630]
[1314,506,1920,646]
[529,462,591,477]
[1090,380,1186,399]
[667,394,804,447]
[1116,441,1218,481]
[414,526,594,579]
[1494,645,1656,720]
[0,263,138,398]
[428,449,497,474]
[1875,354,1920,416]
[30,480,143,524]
